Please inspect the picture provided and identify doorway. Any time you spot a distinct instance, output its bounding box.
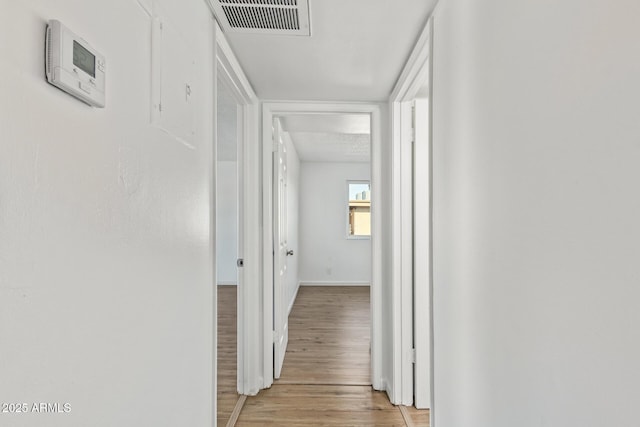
[261,103,384,391]
[215,75,241,426]
[389,15,433,412]
[270,113,373,384]
[214,26,261,425]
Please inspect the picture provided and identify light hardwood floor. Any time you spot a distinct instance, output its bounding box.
[237,384,407,426]
[403,406,430,427]
[227,286,430,426]
[217,286,238,427]
[218,286,429,425]
[277,286,371,385]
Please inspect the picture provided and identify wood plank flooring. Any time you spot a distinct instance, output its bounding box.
[236,384,406,426]
[218,285,429,426]
[218,286,238,427]
[277,286,371,385]
[400,405,430,427]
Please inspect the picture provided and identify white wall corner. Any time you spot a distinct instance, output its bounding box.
[287,281,302,316]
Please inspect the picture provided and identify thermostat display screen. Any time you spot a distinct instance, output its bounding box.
[73,40,95,77]
[46,20,105,107]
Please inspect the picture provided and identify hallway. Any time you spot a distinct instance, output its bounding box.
[219,286,428,426]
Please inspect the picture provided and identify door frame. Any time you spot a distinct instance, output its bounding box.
[215,22,261,397]
[261,102,384,390]
[388,16,433,409]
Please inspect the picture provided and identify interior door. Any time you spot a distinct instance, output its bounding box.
[273,119,289,379]
[413,98,431,408]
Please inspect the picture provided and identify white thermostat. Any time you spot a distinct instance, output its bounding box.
[45,20,105,107]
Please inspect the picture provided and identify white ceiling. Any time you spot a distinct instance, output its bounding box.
[286,132,370,163]
[281,114,370,134]
[215,1,436,162]
[280,114,370,163]
[216,0,438,101]
[219,92,371,163]
[218,90,373,163]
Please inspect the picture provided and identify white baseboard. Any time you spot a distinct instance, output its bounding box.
[217,281,237,286]
[299,281,371,286]
[378,378,388,393]
[381,378,396,404]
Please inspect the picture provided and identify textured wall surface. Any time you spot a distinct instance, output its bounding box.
[431,0,640,425]
[0,1,215,425]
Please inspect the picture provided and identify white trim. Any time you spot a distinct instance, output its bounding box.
[389,98,416,406]
[217,282,238,286]
[413,97,431,409]
[400,101,415,405]
[427,18,436,422]
[299,281,371,286]
[262,101,384,392]
[215,22,255,103]
[388,16,434,409]
[209,19,218,427]
[261,107,274,389]
[389,18,433,101]
[370,104,383,392]
[243,100,262,395]
[390,98,403,405]
[214,22,261,400]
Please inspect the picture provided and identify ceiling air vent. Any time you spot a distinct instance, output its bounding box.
[210,0,311,36]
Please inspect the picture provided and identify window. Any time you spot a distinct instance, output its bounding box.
[347,181,371,238]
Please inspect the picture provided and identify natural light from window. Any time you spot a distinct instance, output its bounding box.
[347,181,371,238]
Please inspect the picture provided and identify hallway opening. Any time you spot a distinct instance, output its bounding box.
[264,108,379,386]
[261,103,384,396]
[215,75,242,426]
[270,112,373,387]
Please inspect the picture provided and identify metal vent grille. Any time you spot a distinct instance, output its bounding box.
[209,0,310,36]
[220,0,297,4]
[45,27,52,76]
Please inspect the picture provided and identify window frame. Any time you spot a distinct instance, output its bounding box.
[346,180,371,240]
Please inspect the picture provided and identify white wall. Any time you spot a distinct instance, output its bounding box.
[284,134,301,310]
[299,162,371,284]
[217,161,237,284]
[431,1,640,426]
[0,1,215,426]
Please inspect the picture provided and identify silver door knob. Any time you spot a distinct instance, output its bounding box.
[286,250,294,256]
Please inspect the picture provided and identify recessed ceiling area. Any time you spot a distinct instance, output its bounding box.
[280,114,370,163]
[215,0,438,101]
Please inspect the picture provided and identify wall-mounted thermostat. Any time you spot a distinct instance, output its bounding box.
[46,20,105,107]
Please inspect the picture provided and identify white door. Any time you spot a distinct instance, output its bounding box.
[272,119,289,379]
[413,98,431,408]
